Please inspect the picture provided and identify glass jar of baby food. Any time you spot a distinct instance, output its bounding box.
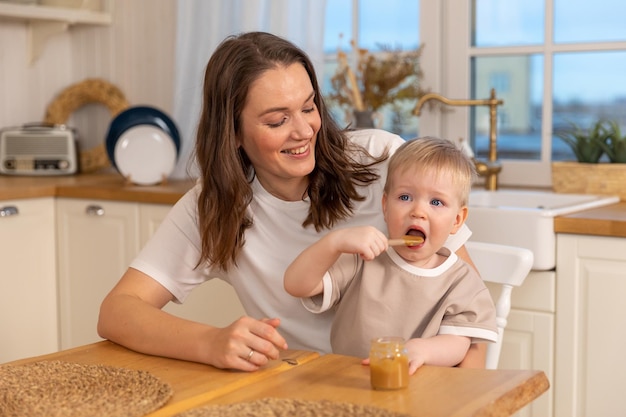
[369,336,409,390]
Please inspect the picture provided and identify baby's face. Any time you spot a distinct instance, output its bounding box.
[382,166,467,267]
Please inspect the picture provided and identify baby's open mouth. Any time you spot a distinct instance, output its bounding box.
[405,229,425,246]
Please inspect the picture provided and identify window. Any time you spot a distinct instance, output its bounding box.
[436,0,626,187]
[324,0,626,188]
[322,0,420,138]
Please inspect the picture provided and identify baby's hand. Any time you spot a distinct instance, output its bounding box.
[331,226,388,261]
[361,355,424,376]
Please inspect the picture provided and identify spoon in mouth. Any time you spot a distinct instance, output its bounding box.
[388,235,424,247]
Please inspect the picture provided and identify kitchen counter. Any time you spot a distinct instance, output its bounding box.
[555,201,626,238]
[0,173,195,205]
[2,174,625,237]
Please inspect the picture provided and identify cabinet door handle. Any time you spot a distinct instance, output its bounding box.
[0,205,19,217]
[85,205,105,216]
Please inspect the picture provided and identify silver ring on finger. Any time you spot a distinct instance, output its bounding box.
[247,349,254,361]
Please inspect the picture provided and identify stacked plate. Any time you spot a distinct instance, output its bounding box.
[105,106,180,185]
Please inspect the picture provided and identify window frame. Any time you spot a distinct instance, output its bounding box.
[420,0,626,187]
[322,0,421,138]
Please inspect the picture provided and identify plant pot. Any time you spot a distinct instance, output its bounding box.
[552,161,626,200]
[352,110,375,128]
[352,110,383,129]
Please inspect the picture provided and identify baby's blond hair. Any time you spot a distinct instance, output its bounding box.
[384,136,476,206]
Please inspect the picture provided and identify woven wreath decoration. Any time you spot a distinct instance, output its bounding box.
[44,78,130,173]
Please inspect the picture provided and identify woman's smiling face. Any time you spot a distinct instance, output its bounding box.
[238,63,321,201]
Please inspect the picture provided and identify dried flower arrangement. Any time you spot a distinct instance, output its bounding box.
[327,40,427,113]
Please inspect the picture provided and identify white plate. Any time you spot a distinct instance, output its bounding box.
[113,125,177,185]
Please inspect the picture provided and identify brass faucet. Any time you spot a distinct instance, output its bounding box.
[413,88,504,190]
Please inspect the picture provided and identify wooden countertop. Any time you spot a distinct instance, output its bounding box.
[555,202,626,238]
[0,173,195,204]
[2,174,625,237]
[3,341,549,417]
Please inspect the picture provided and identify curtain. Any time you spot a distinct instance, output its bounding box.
[171,0,327,179]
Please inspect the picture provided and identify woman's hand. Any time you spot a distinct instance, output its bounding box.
[203,317,288,371]
[98,268,287,372]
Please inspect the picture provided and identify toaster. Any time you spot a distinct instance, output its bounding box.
[0,124,78,175]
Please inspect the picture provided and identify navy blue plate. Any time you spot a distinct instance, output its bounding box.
[105,106,180,168]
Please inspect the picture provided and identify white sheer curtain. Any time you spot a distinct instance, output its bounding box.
[171,0,327,179]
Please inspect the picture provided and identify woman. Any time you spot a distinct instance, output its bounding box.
[97,31,483,373]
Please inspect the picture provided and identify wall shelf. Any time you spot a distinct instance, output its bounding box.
[0,2,111,25]
[0,1,112,63]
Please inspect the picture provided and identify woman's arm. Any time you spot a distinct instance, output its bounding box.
[456,243,478,271]
[455,244,488,368]
[97,267,287,371]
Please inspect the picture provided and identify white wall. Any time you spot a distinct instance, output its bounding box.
[0,0,176,153]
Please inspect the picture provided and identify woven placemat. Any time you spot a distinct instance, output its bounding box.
[174,397,411,417]
[0,360,172,417]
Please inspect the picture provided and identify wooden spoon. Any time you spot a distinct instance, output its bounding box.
[388,235,424,247]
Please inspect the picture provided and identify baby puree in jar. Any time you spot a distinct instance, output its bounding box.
[369,337,409,390]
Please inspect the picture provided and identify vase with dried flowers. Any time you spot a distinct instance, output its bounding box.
[327,40,427,130]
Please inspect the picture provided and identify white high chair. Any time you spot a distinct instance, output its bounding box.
[465,241,534,369]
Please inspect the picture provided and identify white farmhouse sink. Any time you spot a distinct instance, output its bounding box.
[465,190,619,270]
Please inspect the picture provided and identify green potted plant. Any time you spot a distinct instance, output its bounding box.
[599,120,626,163]
[552,119,626,200]
[554,119,609,163]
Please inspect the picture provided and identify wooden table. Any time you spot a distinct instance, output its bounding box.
[3,341,549,417]
[4,341,319,415]
[199,353,549,417]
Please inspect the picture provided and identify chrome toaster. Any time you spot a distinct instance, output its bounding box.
[0,124,78,175]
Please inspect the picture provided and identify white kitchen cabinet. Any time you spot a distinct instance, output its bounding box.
[138,203,171,247]
[555,233,626,417]
[139,204,246,327]
[0,197,58,362]
[55,199,246,350]
[56,198,140,349]
[485,270,555,417]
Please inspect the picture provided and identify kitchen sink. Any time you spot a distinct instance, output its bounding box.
[465,190,619,270]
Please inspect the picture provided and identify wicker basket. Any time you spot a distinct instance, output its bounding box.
[552,161,626,201]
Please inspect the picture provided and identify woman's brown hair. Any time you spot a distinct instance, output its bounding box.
[195,32,388,271]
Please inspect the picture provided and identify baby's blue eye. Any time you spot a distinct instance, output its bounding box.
[431,199,443,207]
[399,194,411,201]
